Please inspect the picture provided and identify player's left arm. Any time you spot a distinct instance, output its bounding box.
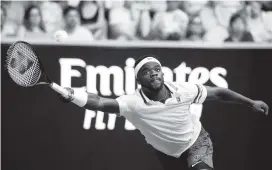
[205,86,269,115]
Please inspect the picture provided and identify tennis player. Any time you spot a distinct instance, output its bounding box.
[62,56,269,170]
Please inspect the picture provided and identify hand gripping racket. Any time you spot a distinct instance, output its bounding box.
[5,41,70,99]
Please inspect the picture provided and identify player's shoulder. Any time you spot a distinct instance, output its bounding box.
[165,81,190,92]
[166,81,196,87]
[165,81,179,90]
[116,92,142,102]
[165,81,199,92]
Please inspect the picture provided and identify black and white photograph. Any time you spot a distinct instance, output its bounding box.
[1,1,272,170]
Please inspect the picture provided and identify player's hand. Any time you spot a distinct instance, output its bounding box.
[251,100,269,115]
[59,87,74,103]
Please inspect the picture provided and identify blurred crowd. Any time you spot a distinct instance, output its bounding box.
[1,0,272,43]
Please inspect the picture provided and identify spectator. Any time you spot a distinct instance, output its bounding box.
[225,13,253,42]
[17,5,47,39]
[1,0,272,43]
[182,0,208,18]
[214,1,245,28]
[4,1,27,27]
[63,6,94,42]
[1,5,16,38]
[244,1,272,42]
[149,0,167,13]
[186,17,205,41]
[261,1,272,11]
[199,2,228,42]
[108,1,151,40]
[131,1,152,39]
[78,0,107,40]
[104,0,125,10]
[1,5,5,31]
[40,1,63,33]
[108,1,138,40]
[149,1,189,40]
[199,1,218,33]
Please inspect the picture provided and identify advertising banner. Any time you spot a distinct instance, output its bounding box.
[2,43,272,170]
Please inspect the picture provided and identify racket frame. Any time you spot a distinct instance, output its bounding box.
[6,41,69,98]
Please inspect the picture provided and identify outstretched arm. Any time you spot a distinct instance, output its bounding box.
[84,93,120,113]
[205,86,269,115]
[62,88,121,115]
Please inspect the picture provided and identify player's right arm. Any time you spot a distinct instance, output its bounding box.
[62,88,136,117]
[84,93,120,114]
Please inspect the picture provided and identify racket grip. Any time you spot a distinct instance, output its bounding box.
[50,82,69,99]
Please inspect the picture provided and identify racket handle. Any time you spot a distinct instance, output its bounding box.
[50,82,69,98]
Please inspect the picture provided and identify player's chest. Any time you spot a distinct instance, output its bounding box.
[136,96,191,115]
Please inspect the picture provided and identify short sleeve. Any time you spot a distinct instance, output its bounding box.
[116,95,137,117]
[176,82,207,104]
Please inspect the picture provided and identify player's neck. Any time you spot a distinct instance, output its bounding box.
[142,85,170,102]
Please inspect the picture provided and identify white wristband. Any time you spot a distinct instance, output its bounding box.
[71,90,88,107]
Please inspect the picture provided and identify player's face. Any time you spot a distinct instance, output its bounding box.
[137,62,164,92]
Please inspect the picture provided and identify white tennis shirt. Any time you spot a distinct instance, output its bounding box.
[116,81,207,158]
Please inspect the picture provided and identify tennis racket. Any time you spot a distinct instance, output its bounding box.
[5,41,70,99]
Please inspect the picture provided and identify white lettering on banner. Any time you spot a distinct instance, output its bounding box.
[86,66,125,96]
[162,67,174,82]
[83,110,96,129]
[59,58,86,87]
[125,58,136,95]
[189,67,210,84]
[108,114,117,130]
[59,58,228,130]
[210,67,228,88]
[174,62,192,83]
[83,110,135,130]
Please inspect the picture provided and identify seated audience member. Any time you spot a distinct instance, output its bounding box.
[186,16,205,41]
[261,1,272,11]
[148,0,167,13]
[40,1,63,33]
[4,1,27,27]
[213,1,245,28]
[1,5,16,38]
[200,2,229,42]
[17,5,48,39]
[109,1,143,40]
[131,1,153,39]
[63,6,94,42]
[182,0,208,17]
[244,1,272,42]
[149,1,189,40]
[225,13,253,42]
[78,0,107,40]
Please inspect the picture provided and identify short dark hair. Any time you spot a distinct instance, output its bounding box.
[23,5,45,32]
[63,6,78,17]
[134,55,160,67]
[229,12,245,27]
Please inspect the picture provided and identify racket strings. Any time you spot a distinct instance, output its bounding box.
[6,42,41,87]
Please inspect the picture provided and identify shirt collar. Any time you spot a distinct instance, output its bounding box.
[139,81,176,103]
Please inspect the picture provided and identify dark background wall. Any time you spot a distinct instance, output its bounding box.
[2,43,272,170]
